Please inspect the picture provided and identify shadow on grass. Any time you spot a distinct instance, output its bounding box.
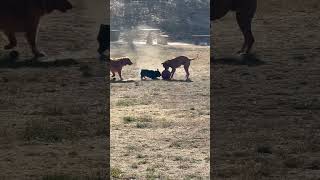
[42,174,106,180]
[110,79,193,84]
[212,54,265,67]
[0,56,78,69]
[110,79,136,83]
[164,79,193,83]
[140,78,193,83]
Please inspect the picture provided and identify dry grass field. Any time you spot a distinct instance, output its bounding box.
[110,42,210,179]
[0,0,108,179]
[212,0,320,179]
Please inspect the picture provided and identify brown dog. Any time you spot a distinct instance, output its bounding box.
[162,55,198,80]
[0,0,73,58]
[110,57,133,80]
[211,0,257,54]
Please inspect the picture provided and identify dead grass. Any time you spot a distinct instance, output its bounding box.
[23,119,70,142]
[0,0,108,178]
[212,0,320,179]
[110,167,123,179]
[41,175,103,180]
[111,44,210,179]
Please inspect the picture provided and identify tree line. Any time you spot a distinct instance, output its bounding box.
[110,0,210,40]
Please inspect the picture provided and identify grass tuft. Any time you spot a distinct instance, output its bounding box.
[111,167,123,178]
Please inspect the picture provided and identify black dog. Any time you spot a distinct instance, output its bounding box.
[97,24,110,60]
[140,69,161,80]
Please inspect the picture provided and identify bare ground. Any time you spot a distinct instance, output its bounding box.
[0,0,108,179]
[212,0,320,179]
[110,43,210,179]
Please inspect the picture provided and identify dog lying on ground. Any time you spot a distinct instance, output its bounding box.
[0,0,73,58]
[110,57,133,80]
[140,69,161,80]
[162,55,198,80]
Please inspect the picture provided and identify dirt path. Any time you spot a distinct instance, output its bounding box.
[212,0,320,179]
[110,44,210,179]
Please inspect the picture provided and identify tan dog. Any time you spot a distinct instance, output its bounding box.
[162,55,198,80]
[211,0,257,54]
[0,0,73,58]
[110,57,133,80]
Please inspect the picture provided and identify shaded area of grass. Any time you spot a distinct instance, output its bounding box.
[41,174,105,180]
[0,57,78,69]
[23,116,107,143]
[23,119,76,143]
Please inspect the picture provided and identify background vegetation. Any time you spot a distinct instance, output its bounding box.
[110,0,210,40]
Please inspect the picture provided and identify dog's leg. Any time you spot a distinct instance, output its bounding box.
[170,68,176,79]
[236,13,246,54]
[25,21,45,58]
[118,70,123,80]
[184,64,190,80]
[111,71,115,77]
[3,31,17,50]
[236,13,254,54]
[245,18,255,54]
[26,31,45,58]
[110,71,116,81]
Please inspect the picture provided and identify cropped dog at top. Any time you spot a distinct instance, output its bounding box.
[0,0,73,58]
[211,0,257,54]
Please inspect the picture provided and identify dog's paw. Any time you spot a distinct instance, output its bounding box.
[34,52,46,59]
[236,50,244,54]
[237,51,249,57]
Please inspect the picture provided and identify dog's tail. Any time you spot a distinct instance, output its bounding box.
[189,54,199,60]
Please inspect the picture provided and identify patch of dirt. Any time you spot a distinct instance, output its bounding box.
[212,0,320,179]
